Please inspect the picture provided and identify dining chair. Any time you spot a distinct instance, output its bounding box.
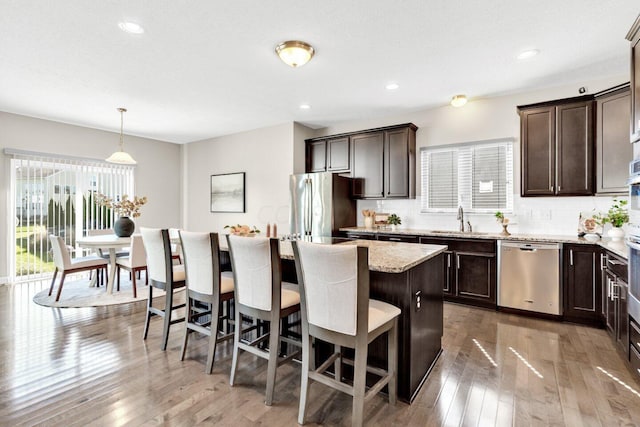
[292,241,401,427]
[48,235,109,302]
[179,231,235,373]
[226,234,301,406]
[115,235,147,298]
[140,227,186,351]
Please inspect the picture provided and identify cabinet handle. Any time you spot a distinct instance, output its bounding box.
[550,185,554,192]
[456,254,460,270]
[388,237,402,242]
[558,185,561,192]
[608,260,625,266]
[569,249,573,266]
[600,254,607,270]
[447,253,451,268]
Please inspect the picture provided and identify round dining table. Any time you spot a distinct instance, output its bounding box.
[76,235,131,294]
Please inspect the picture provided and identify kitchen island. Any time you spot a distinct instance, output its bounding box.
[281,238,447,403]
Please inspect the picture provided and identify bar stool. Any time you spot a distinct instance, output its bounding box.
[179,231,235,374]
[140,227,186,351]
[226,234,301,406]
[292,241,401,427]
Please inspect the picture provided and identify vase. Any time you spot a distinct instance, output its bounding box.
[364,217,374,230]
[607,227,624,241]
[114,216,135,237]
[501,224,511,236]
[390,224,397,231]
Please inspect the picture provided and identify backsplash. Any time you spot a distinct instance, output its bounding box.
[357,195,626,236]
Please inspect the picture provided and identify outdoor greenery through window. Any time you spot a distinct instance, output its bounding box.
[7,149,135,281]
[420,139,514,213]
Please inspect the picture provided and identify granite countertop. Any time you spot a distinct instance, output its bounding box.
[341,227,629,260]
[278,239,447,273]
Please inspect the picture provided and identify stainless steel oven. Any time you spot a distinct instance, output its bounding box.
[626,159,640,322]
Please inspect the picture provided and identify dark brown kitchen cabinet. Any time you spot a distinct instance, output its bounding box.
[627,14,640,143]
[563,244,601,325]
[351,132,384,198]
[305,137,350,173]
[351,123,417,199]
[419,236,496,309]
[602,250,629,358]
[519,98,594,196]
[595,85,633,194]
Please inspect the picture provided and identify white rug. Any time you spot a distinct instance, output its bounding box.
[33,277,170,308]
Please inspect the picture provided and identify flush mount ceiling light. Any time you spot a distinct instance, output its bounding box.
[118,21,144,34]
[299,104,311,110]
[385,82,400,91]
[106,108,137,165]
[517,49,539,60]
[275,40,315,67]
[450,94,468,107]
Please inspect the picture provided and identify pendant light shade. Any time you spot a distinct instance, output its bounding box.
[106,107,137,165]
[275,40,315,67]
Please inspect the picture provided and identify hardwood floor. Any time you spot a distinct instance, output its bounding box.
[2,280,640,426]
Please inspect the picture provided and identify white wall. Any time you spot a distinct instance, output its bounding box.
[0,112,182,282]
[313,76,629,236]
[183,123,299,235]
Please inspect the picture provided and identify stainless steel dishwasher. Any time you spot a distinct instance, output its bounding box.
[498,241,561,315]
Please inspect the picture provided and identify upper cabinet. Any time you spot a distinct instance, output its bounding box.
[596,85,633,194]
[305,137,350,173]
[519,98,594,196]
[305,123,417,199]
[627,15,640,143]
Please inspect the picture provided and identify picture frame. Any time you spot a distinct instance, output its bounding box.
[210,172,245,213]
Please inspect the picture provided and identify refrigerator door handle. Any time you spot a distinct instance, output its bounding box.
[305,178,312,236]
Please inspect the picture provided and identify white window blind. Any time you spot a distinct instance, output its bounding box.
[420,139,514,213]
[5,149,135,281]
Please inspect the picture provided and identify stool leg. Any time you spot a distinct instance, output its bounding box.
[298,333,312,425]
[264,316,280,406]
[388,319,398,405]
[352,342,368,427]
[229,310,242,386]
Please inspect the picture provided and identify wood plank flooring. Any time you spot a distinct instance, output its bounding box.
[1,279,640,426]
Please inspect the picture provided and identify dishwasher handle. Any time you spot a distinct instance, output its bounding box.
[499,241,561,251]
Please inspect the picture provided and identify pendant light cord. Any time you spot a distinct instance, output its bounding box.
[118,107,127,151]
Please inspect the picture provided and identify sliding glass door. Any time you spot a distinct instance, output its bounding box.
[8,151,134,282]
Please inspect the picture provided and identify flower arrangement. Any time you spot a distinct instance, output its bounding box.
[224,224,261,236]
[597,199,629,228]
[494,211,509,225]
[95,193,148,218]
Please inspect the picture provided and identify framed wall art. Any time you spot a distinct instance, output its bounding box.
[210,172,245,213]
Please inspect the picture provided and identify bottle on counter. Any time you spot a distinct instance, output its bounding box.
[273,223,277,237]
[266,223,271,238]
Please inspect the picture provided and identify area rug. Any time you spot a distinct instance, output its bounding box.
[32,277,171,308]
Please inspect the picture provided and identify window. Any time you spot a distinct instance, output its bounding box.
[420,139,514,213]
[5,149,135,281]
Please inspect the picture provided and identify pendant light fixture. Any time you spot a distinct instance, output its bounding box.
[275,40,315,67]
[106,107,137,165]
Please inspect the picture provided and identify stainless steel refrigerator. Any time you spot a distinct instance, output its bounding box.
[289,172,356,237]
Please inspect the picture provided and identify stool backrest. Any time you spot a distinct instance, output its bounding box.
[226,235,279,311]
[49,235,71,270]
[293,241,369,336]
[180,231,220,296]
[140,227,171,283]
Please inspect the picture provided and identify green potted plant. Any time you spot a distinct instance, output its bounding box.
[597,199,628,241]
[495,211,510,236]
[387,214,401,231]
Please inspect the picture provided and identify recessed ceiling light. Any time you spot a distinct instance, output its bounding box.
[517,49,539,60]
[385,83,399,91]
[118,21,144,35]
[299,104,311,110]
[450,94,467,107]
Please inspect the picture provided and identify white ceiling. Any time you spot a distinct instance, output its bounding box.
[0,1,637,144]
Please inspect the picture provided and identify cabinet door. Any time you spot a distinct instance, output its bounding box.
[631,34,640,143]
[556,101,594,195]
[596,88,633,194]
[455,252,496,304]
[327,137,350,172]
[521,107,556,196]
[351,132,384,198]
[306,140,326,172]
[443,251,454,296]
[384,127,412,198]
[618,280,629,357]
[605,271,617,336]
[563,244,600,323]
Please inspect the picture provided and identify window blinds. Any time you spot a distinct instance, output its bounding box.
[420,139,514,213]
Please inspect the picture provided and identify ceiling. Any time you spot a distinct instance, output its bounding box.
[0,1,637,144]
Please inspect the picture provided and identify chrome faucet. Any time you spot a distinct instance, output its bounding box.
[457,206,464,232]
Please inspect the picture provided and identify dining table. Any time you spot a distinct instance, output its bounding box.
[76,234,131,294]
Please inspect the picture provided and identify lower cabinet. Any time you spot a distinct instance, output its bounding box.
[602,250,629,357]
[420,237,496,309]
[563,244,601,325]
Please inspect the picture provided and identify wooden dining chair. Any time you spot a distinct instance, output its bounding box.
[292,241,401,427]
[48,235,109,302]
[140,227,186,351]
[226,234,301,406]
[179,231,235,373]
[115,235,147,298]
